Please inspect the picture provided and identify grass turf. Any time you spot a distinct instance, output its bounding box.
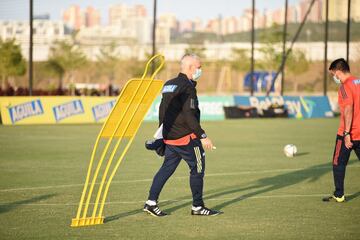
[0,119,359,240]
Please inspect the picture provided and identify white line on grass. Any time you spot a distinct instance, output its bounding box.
[0,193,338,206]
[1,165,359,192]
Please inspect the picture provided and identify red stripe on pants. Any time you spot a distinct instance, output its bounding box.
[333,139,342,166]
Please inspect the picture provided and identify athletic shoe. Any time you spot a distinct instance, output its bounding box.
[322,195,345,203]
[191,206,221,216]
[143,203,167,217]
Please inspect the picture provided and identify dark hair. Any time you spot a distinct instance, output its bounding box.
[329,58,350,72]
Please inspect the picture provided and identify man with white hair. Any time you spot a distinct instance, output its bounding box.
[143,53,221,217]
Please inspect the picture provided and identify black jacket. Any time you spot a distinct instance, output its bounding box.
[159,73,206,140]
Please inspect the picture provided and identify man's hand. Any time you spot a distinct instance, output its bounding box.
[343,105,353,149]
[344,135,353,149]
[200,137,214,150]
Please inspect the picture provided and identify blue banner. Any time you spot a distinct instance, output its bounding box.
[92,100,117,122]
[8,99,44,124]
[234,96,334,118]
[52,100,85,122]
[244,71,276,92]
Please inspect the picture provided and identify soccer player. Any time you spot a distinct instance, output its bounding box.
[323,58,360,203]
[143,54,221,216]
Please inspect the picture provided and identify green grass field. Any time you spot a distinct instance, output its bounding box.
[0,119,359,240]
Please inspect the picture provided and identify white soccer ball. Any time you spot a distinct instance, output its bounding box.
[283,144,297,157]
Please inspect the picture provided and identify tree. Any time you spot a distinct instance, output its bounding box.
[184,46,206,59]
[47,40,87,92]
[231,25,285,75]
[45,59,65,90]
[96,42,120,96]
[286,50,310,92]
[257,24,284,71]
[0,39,26,89]
[230,48,250,72]
[127,52,166,80]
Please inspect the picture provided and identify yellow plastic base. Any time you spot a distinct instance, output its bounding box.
[71,217,104,227]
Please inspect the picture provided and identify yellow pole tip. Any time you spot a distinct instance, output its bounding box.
[70,217,104,227]
[70,218,80,227]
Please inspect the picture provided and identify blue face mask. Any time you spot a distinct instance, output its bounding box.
[192,68,202,81]
[333,75,341,84]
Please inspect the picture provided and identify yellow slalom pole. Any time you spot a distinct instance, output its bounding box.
[141,54,165,80]
[72,71,143,226]
[73,134,101,221]
[81,78,145,220]
[71,54,164,227]
[87,54,164,221]
[97,136,135,217]
[97,93,155,217]
[81,56,162,220]
[97,56,164,217]
[81,138,113,220]
[91,136,122,219]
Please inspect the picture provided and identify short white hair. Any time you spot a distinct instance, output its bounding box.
[180,53,200,70]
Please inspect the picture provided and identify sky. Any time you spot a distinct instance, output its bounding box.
[0,0,299,23]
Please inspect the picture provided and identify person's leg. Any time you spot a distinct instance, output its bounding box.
[332,135,352,197]
[147,145,182,202]
[179,139,205,207]
[179,139,220,216]
[353,140,360,161]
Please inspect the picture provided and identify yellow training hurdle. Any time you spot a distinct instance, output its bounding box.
[71,54,165,227]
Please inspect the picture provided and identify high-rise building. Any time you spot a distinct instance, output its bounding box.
[63,5,101,30]
[265,9,274,28]
[63,5,83,30]
[134,4,147,17]
[0,20,66,61]
[205,18,221,34]
[193,18,204,32]
[287,5,299,23]
[324,0,360,22]
[179,20,194,33]
[271,8,284,26]
[223,17,238,35]
[265,5,299,27]
[159,13,179,33]
[353,0,360,21]
[238,10,253,32]
[85,6,101,27]
[156,25,171,45]
[109,4,147,25]
[256,10,267,29]
[108,4,151,44]
[298,0,322,22]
